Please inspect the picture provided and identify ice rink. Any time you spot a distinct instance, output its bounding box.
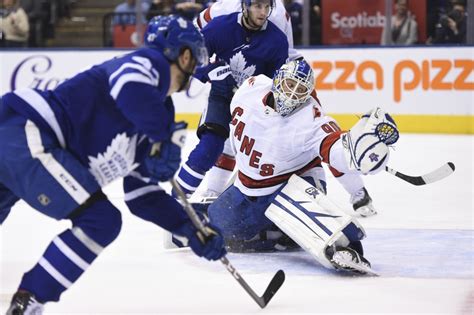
[0,132,472,314]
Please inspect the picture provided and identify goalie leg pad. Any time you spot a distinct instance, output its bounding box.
[265,175,366,269]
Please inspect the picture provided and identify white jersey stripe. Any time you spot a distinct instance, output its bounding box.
[39,257,73,288]
[109,62,157,83]
[53,237,90,270]
[128,170,152,183]
[124,184,163,201]
[14,89,66,148]
[175,176,197,192]
[182,163,205,179]
[72,227,104,256]
[25,120,90,205]
[110,73,156,100]
[132,56,160,81]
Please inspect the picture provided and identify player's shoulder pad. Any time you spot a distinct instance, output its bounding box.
[265,20,289,44]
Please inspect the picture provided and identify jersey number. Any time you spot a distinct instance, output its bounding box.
[321,121,341,134]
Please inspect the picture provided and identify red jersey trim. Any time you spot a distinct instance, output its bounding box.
[203,7,212,23]
[215,153,236,171]
[329,165,344,177]
[238,157,322,189]
[320,131,341,163]
[310,90,321,106]
[197,16,203,29]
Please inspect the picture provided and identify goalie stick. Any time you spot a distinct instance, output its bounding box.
[385,162,455,186]
[170,179,285,308]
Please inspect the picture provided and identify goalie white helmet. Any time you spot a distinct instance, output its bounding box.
[271,59,315,117]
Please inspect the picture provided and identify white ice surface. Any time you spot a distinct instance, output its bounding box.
[0,133,473,314]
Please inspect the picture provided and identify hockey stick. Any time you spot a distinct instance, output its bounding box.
[170,179,285,308]
[385,162,455,186]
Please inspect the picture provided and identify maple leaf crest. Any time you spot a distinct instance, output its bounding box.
[229,51,256,87]
[88,133,139,186]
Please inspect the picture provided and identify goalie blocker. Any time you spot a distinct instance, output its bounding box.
[265,175,373,273]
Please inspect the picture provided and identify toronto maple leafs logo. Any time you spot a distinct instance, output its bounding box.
[229,51,256,87]
[369,153,379,162]
[88,133,139,186]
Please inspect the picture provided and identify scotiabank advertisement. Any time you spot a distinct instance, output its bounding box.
[322,0,426,44]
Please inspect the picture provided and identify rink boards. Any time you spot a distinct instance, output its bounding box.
[1,46,472,134]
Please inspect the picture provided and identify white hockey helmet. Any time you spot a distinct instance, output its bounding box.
[271,59,315,117]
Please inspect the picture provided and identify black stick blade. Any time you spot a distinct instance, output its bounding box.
[385,162,455,186]
[448,162,455,171]
[259,270,285,308]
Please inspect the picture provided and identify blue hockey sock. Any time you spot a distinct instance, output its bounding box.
[19,199,122,303]
[19,228,102,302]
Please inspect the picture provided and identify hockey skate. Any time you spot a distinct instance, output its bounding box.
[326,246,378,276]
[6,290,44,315]
[351,187,377,217]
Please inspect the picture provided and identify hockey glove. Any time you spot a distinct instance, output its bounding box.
[176,220,227,261]
[145,121,187,183]
[342,107,399,175]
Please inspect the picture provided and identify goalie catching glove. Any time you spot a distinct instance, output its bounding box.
[342,107,399,175]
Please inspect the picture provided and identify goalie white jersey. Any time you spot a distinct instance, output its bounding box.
[229,75,342,196]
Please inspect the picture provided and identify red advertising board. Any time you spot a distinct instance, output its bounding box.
[113,24,146,48]
[322,0,426,45]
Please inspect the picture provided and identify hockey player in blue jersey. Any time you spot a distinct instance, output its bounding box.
[0,15,226,314]
[174,0,289,199]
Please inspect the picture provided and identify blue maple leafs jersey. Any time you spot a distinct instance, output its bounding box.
[202,12,289,87]
[6,48,173,170]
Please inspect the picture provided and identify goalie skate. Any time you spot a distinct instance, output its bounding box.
[327,246,379,276]
[351,187,377,217]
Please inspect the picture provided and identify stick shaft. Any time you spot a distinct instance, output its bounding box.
[170,179,281,308]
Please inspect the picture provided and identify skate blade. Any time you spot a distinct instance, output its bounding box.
[332,258,380,277]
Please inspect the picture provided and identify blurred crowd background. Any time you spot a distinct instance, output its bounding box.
[0,0,471,48]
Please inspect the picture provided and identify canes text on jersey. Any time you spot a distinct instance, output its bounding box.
[231,106,275,176]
